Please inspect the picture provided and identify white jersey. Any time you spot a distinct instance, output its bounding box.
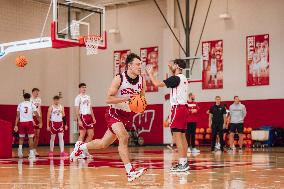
[110,72,143,112]
[17,101,37,122]
[75,94,91,115]
[170,74,188,106]
[50,105,63,122]
[30,97,42,115]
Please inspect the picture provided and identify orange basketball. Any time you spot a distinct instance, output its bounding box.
[205,134,210,139]
[247,134,251,139]
[129,95,147,113]
[196,128,200,133]
[234,140,238,145]
[15,56,28,67]
[200,128,205,133]
[195,140,199,146]
[244,128,248,133]
[206,128,212,133]
[243,140,247,145]
[199,134,204,139]
[195,134,199,139]
[247,127,252,132]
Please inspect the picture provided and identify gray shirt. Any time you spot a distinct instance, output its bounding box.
[229,103,247,123]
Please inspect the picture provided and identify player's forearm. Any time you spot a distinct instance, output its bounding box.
[106,96,128,104]
[15,116,19,126]
[148,74,164,87]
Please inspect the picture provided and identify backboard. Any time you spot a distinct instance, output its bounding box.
[182,56,203,83]
[51,0,107,49]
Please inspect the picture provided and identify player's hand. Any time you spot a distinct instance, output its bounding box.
[145,64,154,76]
[14,126,18,132]
[47,126,50,131]
[93,118,96,124]
[65,125,68,131]
[191,109,197,113]
[78,120,83,127]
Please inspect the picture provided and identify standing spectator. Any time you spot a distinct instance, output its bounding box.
[186,93,200,154]
[228,96,247,151]
[209,96,227,152]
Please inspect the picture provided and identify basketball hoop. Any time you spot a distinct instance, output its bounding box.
[82,35,102,55]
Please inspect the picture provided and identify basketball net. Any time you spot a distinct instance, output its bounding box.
[70,20,80,39]
[84,35,102,55]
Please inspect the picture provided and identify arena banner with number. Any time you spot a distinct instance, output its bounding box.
[202,40,223,89]
[140,46,159,92]
[113,50,131,75]
[246,34,269,86]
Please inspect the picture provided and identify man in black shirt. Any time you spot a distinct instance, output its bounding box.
[209,96,226,152]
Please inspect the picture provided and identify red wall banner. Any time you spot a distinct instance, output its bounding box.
[202,40,223,89]
[113,50,131,75]
[246,34,270,86]
[140,46,159,92]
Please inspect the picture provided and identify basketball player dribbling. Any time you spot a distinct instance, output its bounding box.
[146,59,190,172]
[70,53,147,182]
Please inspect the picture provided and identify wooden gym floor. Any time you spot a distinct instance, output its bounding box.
[0,146,283,189]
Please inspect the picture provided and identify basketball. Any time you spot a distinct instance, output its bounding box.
[200,128,205,133]
[205,134,211,139]
[244,127,248,133]
[195,140,199,146]
[247,127,252,132]
[129,95,147,113]
[15,56,28,67]
[206,128,212,133]
[196,128,200,133]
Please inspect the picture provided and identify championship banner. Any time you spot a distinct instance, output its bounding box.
[246,34,269,86]
[140,46,159,92]
[113,50,131,75]
[202,40,223,89]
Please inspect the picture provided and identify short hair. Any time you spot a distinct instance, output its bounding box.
[23,93,31,99]
[215,96,221,99]
[53,95,60,100]
[79,83,86,88]
[173,59,186,69]
[188,93,193,98]
[32,88,40,92]
[234,96,239,99]
[125,53,141,68]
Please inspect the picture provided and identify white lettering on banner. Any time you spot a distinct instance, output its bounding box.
[247,37,255,60]
[202,43,210,61]
[132,110,155,135]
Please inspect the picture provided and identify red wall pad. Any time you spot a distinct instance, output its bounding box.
[0,119,12,158]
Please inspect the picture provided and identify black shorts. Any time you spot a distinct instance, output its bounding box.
[171,128,186,133]
[230,123,244,134]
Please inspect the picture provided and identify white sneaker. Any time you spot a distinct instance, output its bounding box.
[70,142,85,162]
[191,148,200,154]
[18,149,23,158]
[28,150,36,160]
[84,151,93,159]
[215,143,221,150]
[127,167,147,182]
[187,148,191,153]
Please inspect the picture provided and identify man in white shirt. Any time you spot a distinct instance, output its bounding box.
[14,93,39,159]
[74,83,96,158]
[147,59,190,172]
